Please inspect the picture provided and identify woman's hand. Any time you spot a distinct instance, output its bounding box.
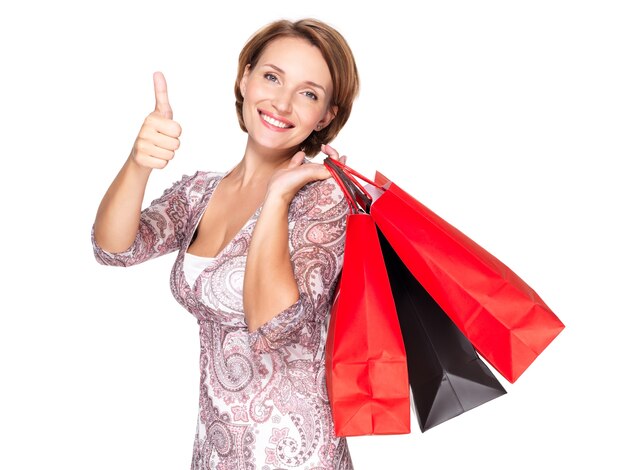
[266,144,347,203]
[129,72,182,170]
[94,72,182,252]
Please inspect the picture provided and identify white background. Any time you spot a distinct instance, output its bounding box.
[1,1,624,468]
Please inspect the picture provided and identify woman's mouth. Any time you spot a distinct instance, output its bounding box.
[259,111,294,130]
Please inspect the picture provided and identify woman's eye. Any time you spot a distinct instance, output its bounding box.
[304,91,318,101]
[264,73,278,82]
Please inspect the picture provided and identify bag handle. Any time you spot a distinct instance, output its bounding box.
[324,157,382,189]
[325,160,360,214]
[324,158,380,213]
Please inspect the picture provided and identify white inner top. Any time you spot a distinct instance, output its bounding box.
[183,252,215,287]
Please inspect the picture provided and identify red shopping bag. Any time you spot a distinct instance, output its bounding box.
[325,206,410,436]
[325,158,565,384]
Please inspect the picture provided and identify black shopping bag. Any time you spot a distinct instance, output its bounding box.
[378,231,507,432]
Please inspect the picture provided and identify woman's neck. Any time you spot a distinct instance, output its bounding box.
[231,142,297,187]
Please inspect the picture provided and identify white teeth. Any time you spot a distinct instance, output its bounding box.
[261,114,290,128]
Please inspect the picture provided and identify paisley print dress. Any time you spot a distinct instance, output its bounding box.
[92,171,354,469]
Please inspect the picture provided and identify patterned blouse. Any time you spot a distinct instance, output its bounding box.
[92,171,354,469]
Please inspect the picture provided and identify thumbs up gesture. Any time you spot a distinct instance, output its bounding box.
[130,72,182,169]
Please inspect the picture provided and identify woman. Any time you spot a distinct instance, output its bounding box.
[92,18,359,469]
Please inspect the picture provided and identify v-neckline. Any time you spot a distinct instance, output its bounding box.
[184,172,264,262]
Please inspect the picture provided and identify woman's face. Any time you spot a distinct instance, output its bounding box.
[240,36,336,156]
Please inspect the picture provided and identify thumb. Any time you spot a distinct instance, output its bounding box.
[287,151,306,169]
[153,71,173,119]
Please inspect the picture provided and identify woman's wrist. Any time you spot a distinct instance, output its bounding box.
[126,153,154,178]
[121,155,154,191]
[264,186,296,208]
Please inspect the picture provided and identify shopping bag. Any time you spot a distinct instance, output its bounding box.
[326,158,506,431]
[325,212,411,436]
[378,231,507,432]
[371,171,565,383]
[324,158,565,384]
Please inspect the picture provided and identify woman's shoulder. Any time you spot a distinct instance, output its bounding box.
[291,177,349,221]
[178,169,226,190]
[181,169,226,183]
[153,169,225,204]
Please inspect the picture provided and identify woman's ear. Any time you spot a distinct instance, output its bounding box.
[240,64,251,98]
[318,104,338,130]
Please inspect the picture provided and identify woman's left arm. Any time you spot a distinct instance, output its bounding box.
[244,147,345,334]
[243,191,300,332]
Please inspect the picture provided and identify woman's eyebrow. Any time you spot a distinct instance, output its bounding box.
[262,63,327,93]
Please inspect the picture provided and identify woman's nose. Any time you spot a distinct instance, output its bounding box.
[271,89,293,115]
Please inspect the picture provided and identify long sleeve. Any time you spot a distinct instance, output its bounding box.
[92,172,200,267]
[249,178,349,352]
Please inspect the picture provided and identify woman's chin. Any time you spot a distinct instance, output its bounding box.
[250,137,302,156]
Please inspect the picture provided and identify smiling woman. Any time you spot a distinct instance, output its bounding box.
[235,19,359,158]
[238,37,338,165]
[91,18,359,470]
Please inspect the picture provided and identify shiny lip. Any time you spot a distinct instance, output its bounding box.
[258,109,295,130]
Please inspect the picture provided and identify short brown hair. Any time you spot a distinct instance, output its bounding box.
[234,18,360,157]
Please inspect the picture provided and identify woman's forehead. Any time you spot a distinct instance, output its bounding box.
[255,37,332,86]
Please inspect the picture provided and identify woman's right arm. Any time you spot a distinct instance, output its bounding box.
[93,71,182,254]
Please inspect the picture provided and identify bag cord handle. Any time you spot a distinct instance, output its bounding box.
[324,157,382,188]
[325,160,360,214]
[324,158,380,213]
